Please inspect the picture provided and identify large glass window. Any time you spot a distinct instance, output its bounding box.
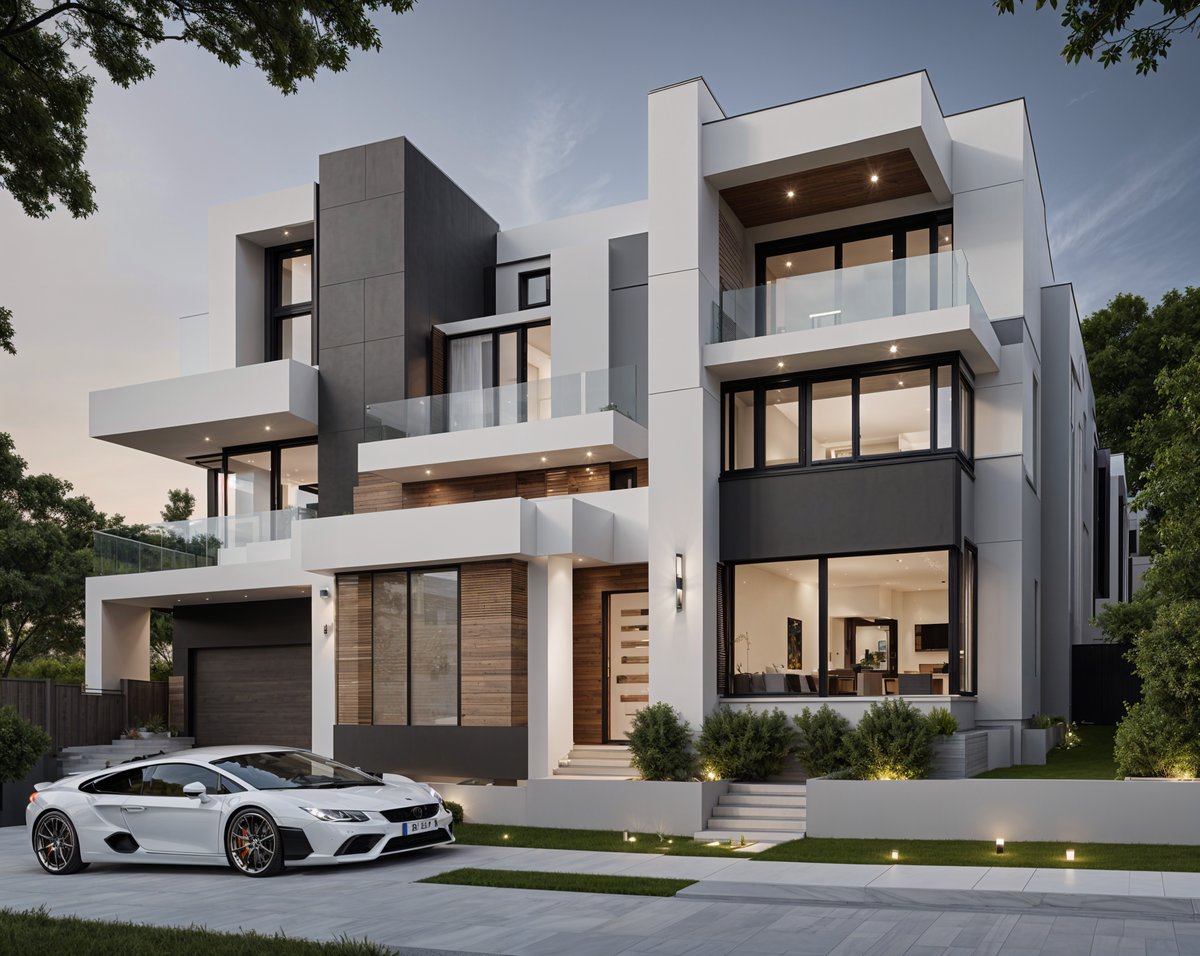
[220,440,318,519]
[372,572,408,725]
[226,450,273,516]
[280,444,318,516]
[409,569,460,726]
[731,560,819,695]
[267,243,314,364]
[447,322,552,427]
[810,379,852,463]
[722,358,974,472]
[859,369,931,455]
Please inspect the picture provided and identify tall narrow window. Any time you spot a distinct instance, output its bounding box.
[764,386,800,466]
[267,242,313,364]
[961,543,977,694]
[810,379,853,462]
[726,390,755,470]
[409,569,459,726]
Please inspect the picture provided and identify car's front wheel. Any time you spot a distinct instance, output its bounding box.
[225,808,284,877]
[33,811,86,875]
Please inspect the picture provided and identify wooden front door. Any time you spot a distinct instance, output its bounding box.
[606,591,649,742]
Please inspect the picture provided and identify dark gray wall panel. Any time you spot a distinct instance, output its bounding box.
[610,232,648,289]
[364,335,406,406]
[365,272,405,342]
[720,457,964,562]
[609,286,648,400]
[318,428,362,518]
[335,725,528,781]
[318,343,365,432]
[318,146,365,209]
[320,280,365,350]
[319,194,405,287]
[365,138,405,200]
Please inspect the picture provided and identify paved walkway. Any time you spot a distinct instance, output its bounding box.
[3,826,1200,955]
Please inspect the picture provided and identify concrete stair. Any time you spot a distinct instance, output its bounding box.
[552,745,637,778]
[58,737,196,775]
[694,782,806,844]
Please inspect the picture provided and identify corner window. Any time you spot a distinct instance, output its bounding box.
[519,268,551,310]
[267,242,313,363]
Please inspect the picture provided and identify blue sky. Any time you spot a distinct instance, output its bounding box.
[1,0,1197,519]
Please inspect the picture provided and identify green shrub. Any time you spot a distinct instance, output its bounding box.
[1114,702,1197,778]
[697,706,795,781]
[1031,713,1065,729]
[138,714,169,734]
[845,699,934,780]
[925,706,958,736]
[627,702,694,781]
[793,705,851,777]
[444,800,465,826]
[0,705,52,784]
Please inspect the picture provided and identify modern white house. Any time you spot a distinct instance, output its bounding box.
[85,72,1131,832]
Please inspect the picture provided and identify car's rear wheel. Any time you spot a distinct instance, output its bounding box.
[225,808,284,877]
[33,811,85,875]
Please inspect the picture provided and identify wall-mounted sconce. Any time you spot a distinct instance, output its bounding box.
[323,624,332,637]
[675,553,684,611]
[319,587,331,599]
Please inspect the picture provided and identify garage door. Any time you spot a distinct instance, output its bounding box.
[192,645,311,749]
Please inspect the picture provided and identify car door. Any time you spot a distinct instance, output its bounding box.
[121,763,227,856]
[80,766,147,846]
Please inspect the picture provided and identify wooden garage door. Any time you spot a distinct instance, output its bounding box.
[192,645,311,749]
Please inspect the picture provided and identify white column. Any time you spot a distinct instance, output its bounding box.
[311,579,336,755]
[527,556,574,778]
[85,584,151,692]
[646,79,724,730]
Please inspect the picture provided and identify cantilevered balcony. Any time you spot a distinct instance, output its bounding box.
[704,250,1000,379]
[92,507,313,576]
[359,366,648,482]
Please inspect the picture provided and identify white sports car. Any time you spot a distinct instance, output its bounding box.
[25,746,455,877]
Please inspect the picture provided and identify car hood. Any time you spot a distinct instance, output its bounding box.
[267,781,439,812]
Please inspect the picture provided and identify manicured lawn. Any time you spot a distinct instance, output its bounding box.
[756,837,1200,871]
[976,724,1119,779]
[420,867,695,897]
[455,823,739,856]
[0,908,386,955]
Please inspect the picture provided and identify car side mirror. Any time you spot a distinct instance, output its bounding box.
[183,782,208,800]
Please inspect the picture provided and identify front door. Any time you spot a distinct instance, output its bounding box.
[607,591,650,742]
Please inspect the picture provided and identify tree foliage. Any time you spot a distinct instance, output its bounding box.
[161,488,195,522]
[995,0,1200,73]
[0,432,117,676]
[0,704,52,784]
[1081,288,1200,493]
[0,0,416,354]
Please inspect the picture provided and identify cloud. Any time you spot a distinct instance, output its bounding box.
[1066,89,1095,108]
[483,90,611,226]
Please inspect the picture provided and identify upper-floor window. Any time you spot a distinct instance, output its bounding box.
[267,242,314,363]
[447,321,552,424]
[722,356,974,474]
[519,268,551,310]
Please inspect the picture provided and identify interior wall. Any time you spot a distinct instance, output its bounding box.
[896,589,950,673]
[731,564,817,676]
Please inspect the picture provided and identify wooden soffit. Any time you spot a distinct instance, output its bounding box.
[720,148,931,229]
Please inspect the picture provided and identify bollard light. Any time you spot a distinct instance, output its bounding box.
[1065,849,1075,862]
[995,838,1005,855]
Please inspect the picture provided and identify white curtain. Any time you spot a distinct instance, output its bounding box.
[448,335,490,431]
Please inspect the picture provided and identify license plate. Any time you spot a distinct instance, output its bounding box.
[404,817,437,835]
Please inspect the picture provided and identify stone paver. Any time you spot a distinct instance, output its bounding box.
[3,826,1200,955]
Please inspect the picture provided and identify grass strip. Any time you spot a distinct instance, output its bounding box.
[0,907,386,955]
[420,867,695,897]
[455,823,738,856]
[977,725,1118,779]
[756,837,1200,871]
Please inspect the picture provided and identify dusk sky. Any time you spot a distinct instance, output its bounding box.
[1,0,1197,522]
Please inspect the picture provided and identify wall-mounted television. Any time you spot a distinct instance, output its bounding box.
[914,623,949,651]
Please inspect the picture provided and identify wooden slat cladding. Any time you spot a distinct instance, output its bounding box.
[460,561,528,727]
[572,564,648,745]
[720,148,931,229]
[718,209,744,292]
[336,575,373,724]
[403,472,518,509]
[403,459,649,510]
[354,473,404,514]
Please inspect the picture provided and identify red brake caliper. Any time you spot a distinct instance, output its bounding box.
[239,823,251,860]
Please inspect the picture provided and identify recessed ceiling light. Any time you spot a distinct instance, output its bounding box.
[264,425,271,432]
[870,174,879,183]
[898,380,904,387]
[777,361,784,369]
[283,230,290,236]
[586,451,593,458]
[889,344,898,354]
[785,261,792,268]
[204,436,211,442]
[541,456,548,463]
[425,469,432,475]
[786,190,795,198]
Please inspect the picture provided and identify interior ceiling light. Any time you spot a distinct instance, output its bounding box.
[785,261,793,268]
[870,173,879,183]
[889,344,899,354]
[786,190,795,198]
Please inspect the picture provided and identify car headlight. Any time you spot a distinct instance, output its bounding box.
[301,807,370,823]
[423,785,443,803]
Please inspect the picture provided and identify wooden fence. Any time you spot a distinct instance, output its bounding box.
[0,678,168,752]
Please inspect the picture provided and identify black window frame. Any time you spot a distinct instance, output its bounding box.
[610,467,638,491]
[720,353,975,476]
[221,436,318,516]
[266,241,315,363]
[518,267,551,310]
[81,766,146,796]
[444,319,552,426]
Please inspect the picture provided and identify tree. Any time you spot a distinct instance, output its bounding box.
[0,432,118,676]
[1080,288,1200,492]
[0,705,52,784]
[995,1,1200,73]
[0,0,416,355]
[161,488,195,522]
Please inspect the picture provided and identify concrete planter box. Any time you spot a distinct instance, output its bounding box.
[1020,723,1065,765]
[807,777,1200,845]
[929,730,990,779]
[429,778,729,834]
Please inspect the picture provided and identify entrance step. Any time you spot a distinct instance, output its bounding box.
[720,793,806,808]
[699,782,807,842]
[694,829,804,844]
[552,745,637,778]
[727,782,807,796]
[711,806,807,821]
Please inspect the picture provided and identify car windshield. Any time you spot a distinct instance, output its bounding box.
[211,751,380,790]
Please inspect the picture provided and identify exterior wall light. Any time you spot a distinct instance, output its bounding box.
[319,587,330,599]
[995,838,1005,855]
[891,850,899,861]
[675,553,684,611]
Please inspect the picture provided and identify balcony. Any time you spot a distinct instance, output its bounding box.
[92,508,313,576]
[704,250,1000,379]
[359,367,648,483]
[89,359,318,465]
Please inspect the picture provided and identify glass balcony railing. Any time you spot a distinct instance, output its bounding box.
[92,507,313,576]
[364,365,645,442]
[709,249,986,344]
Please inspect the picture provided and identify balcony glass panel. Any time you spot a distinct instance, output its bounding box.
[92,508,312,576]
[711,250,983,343]
[364,366,644,441]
